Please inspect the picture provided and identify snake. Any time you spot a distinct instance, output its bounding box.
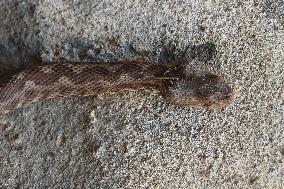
[0,61,234,115]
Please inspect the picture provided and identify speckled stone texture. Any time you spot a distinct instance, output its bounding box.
[0,0,283,188]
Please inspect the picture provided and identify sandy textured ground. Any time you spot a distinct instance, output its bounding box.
[0,0,283,188]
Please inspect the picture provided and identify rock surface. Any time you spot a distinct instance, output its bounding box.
[0,0,283,188]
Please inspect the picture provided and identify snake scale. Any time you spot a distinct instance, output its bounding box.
[0,61,234,115]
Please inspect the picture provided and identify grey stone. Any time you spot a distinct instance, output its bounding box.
[0,0,283,188]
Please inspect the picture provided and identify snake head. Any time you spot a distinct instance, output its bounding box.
[160,62,234,108]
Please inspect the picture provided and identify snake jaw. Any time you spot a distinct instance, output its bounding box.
[161,68,234,108]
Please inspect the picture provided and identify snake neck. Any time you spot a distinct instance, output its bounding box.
[0,62,170,115]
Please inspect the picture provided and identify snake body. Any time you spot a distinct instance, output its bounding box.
[0,61,234,115]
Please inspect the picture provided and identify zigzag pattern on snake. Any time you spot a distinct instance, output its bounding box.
[0,61,234,115]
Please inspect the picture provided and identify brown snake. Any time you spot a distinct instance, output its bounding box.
[0,61,234,115]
